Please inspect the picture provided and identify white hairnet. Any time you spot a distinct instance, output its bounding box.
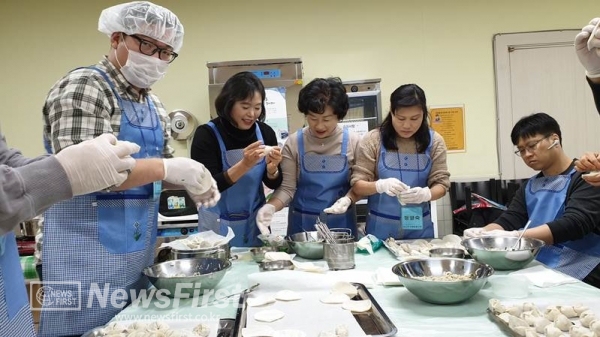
[98,1,184,53]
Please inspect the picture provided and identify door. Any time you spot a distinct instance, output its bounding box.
[494,30,600,179]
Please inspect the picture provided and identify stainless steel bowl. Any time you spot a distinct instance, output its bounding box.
[461,237,545,270]
[143,257,231,298]
[286,232,325,259]
[258,260,294,272]
[392,258,494,304]
[171,243,231,260]
[249,246,277,263]
[429,247,465,259]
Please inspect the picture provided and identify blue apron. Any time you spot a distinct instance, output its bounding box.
[39,67,162,336]
[0,233,36,337]
[198,122,265,247]
[288,127,357,237]
[366,130,434,240]
[526,169,600,280]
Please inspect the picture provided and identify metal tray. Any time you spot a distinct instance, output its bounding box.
[383,239,470,261]
[83,320,235,337]
[231,282,397,337]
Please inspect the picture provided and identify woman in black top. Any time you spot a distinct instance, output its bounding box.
[191,72,283,247]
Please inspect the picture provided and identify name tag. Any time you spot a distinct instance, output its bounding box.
[401,206,423,230]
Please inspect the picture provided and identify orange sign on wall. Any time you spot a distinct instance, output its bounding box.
[429,105,466,152]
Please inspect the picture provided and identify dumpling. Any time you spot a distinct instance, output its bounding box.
[569,325,593,337]
[512,326,528,337]
[489,299,506,314]
[590,319,600,335]
[498,313,512,323]
[553,314,572,332]
[506,305,523,317]
[580,312,596,328]
[533,317,551,333]
[146,321,170,333]
[165,330,196,337]
[520,311,538,326]
[544,325,564,337]
[509,315,529,329]
[127,322,148,331]
[544,307,561,322]
[126,332,147,337]
[192,323,211,337]
[559,305,578,318]
[523,302,537,312]
[574,304,589,316]
[524,328,540,337]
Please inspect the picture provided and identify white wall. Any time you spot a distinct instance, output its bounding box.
[0,0,596,180]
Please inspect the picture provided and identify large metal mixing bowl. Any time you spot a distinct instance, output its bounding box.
[392,258,494,304]
[143,257,231,298]
[286,232,325,259]
[461,237,545,271]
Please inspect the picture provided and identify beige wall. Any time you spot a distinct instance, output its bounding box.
[0,0,595,179]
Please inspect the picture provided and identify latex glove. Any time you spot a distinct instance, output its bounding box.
[163,158,212,195]
[399,186,431,204]
[481,229,520,238]
[463,227,485,238]
[323,196,352,214]
[575,18,600,78]
[55,133,140,196]
[256,204,276,235]
[375,178,409,196]
[188,178,221,208]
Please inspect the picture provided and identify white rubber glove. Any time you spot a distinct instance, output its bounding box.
[481,229,520,238]
[323,196,352,214]
[187,178,221,208]
[163,158,212,195]
[375,178,409,196]
[463,227,485,238]
[256,204,276,235]
[575,18,600,78]
[399,186,432,204]
[55,133,140,196]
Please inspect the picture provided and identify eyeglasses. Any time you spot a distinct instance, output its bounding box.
[126,34,178,63]
[514,135,550,157]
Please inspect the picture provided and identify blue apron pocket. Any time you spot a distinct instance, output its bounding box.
[0,233,29,319]
[97,195,149,254]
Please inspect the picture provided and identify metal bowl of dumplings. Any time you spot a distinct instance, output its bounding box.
[461,237,545,271]
[392,258,494,304]
[143,257,231,298]
[257,234,291,253]
[286,232,325,259]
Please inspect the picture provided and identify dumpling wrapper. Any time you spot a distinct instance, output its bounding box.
[290,260,327,273]
[442,234,462,244]
[254,309,285,323]
[275,290,302,301]
[320,292,350,304]
[247,295,276,307]
[242,325,275,337]
[332,281,358,297]
[544,325,564,337]
[569,325,594,337]
[263,252,292,262]
[273,329,307,337]
[342,299,372,313]
[553,314,571,332]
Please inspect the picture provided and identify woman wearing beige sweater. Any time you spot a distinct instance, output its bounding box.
[256,77,362,237]
[351,84,450,240]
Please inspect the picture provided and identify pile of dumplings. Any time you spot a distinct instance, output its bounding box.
[176,235,216,250]
[385,234,464,260]
[489,298,600,337]
[98,321,211,337]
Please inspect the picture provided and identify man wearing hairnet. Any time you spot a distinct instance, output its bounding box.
[39,2,219,336]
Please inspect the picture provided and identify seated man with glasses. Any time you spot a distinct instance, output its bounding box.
[465,112,600,288]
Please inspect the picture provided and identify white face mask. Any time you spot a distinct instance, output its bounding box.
[116,48,169,88]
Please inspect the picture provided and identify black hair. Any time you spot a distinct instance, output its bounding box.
[214,71,266,124]
[297,77,349,119]
[510,112,562,145]
[379,83,430,153]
